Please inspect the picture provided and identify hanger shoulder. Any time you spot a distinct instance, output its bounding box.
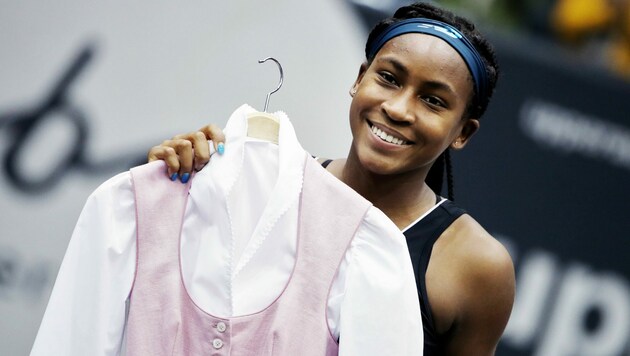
[246,112,279,144]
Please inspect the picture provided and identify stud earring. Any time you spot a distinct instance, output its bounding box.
[350,88,357,96]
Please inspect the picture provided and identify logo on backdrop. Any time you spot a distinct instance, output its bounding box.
[501,237,630,356]
[0,43,145,194]
[519,99,630,171]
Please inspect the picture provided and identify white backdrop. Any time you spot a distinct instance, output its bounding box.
[0,1,365,354]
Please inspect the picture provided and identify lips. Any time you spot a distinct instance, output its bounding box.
[369,122,411,146]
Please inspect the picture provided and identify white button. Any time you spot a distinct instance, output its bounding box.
[212,338,223,349]
[217,321,227,333]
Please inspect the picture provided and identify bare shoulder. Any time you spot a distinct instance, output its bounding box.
[430,213,515,353]
[440,214,515,306]
[448,214,514,281]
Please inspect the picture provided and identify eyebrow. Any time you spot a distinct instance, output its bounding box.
[422,80,456,95]
[377,56,409,75]
[377,55,457,95]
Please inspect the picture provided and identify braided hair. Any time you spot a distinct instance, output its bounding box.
[364,2,500,200]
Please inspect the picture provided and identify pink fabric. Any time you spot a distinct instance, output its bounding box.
[125,156,370,356]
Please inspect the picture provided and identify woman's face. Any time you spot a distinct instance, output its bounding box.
[349,33,479,177]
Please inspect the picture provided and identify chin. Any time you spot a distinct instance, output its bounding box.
[358,152,399,176]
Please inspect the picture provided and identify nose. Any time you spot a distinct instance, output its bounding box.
[380,91,415,125]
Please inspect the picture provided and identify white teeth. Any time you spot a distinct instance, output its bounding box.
[370,124,408,146]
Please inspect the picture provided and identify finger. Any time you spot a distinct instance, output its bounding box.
[169,131,211,172]
[164,139,194,182]
[172,133,190,140]
[190,131,211,171]
[199,124,226,155]
[148,145,180,180]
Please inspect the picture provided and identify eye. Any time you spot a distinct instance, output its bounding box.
[421,95,446,108]
[379,72,398,86]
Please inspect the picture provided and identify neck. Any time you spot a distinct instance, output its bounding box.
[336,150,438,229]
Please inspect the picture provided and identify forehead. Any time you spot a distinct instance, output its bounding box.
[376,33,472,83]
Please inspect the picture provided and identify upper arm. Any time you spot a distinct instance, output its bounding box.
[443,219,516,355]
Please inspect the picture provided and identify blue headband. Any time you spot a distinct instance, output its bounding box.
[367,18,489,109]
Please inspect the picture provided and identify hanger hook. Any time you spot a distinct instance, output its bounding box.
[258,57,283,112]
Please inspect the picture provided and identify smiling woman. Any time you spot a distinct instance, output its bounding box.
[146,2,514,355]
[347,33,477,182]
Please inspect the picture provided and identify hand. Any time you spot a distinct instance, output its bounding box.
[147,124,226,183]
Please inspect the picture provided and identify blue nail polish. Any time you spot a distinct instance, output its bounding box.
[181,173,190,184]
[217,143,225,155]
[170,173,178,181]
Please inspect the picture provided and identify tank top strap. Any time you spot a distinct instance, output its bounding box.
[403,199,466,353]
[321,159,333,168]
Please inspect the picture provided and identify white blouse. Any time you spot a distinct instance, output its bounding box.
[30,105,423,356]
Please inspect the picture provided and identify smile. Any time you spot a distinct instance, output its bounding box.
[370,123,410,146]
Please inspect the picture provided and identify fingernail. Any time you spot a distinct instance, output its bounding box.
[217,142,225,155]
[181,173,190,184]
[170,173,178,181]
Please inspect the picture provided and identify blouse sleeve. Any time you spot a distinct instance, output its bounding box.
[30,172,137,356]
[335,206,424,356]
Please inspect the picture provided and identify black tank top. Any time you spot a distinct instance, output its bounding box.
[404,198,466,355]
[320,159,466,355]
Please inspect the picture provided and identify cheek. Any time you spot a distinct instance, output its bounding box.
[348,100,365,136]
[349,91,376,121]
[354,76,389,105]
[417,118,462,150]
[348,98,360,122]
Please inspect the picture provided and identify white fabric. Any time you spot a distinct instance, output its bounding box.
[30,104,423,356]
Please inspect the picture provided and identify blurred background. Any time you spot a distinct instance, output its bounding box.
[1,1,628,355]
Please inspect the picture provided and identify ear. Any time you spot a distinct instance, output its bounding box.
[350,62,369,96]
[450,118,479,150]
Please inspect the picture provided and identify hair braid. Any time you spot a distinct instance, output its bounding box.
[425,150,455,201]
[445,149,454,201]
[425,152,444,198]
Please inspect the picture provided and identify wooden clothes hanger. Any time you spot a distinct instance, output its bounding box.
[247,57,283,144]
